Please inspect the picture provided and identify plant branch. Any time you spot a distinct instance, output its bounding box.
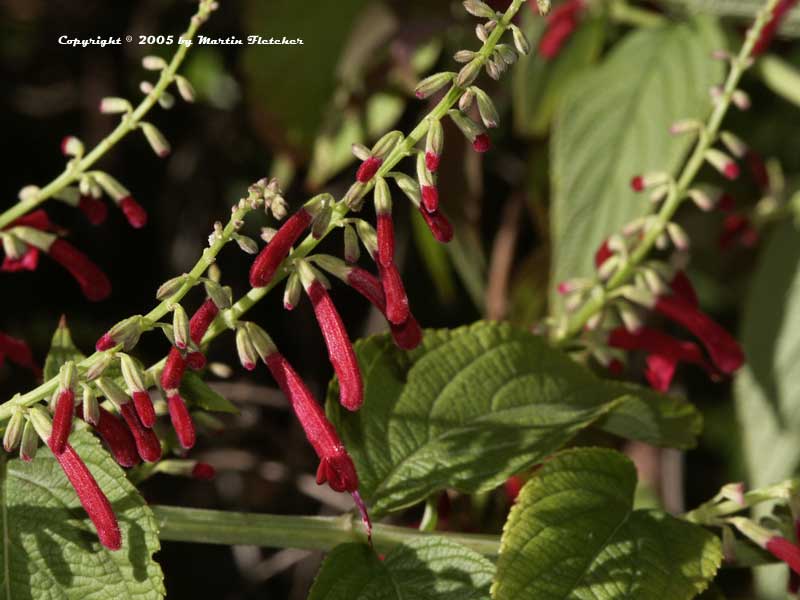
[152,505,502,556]
[551,0,781,343]
[0,0,214,231]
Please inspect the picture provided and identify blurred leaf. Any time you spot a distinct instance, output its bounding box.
[508,247,550,326]
[43,318,86,381]
[758,55,800,109]
[309,538,494,600]
[0,431,164,598]
[513,13,606,137]
[183,49,240,110]
[180,371,239,414]
[327,322,701,516]
[493,448,721,600]
[660,0,800,35]
[242,0,371,151]
[734,222,800,599]
[410,208,458,304]
[549,18,724,312]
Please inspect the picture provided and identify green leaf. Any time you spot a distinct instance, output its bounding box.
[309,537,495,600]
[0,430,164,599]
[43,318,86,381]
[327,321,700,516]
[513,13,606,137]
[758,55,800,109]
[550,18,724,312]
[180,371,239,414]
[493,448,722,600]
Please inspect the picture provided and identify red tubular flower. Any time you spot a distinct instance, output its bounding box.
[78,406,140,468]
[78,196,108,226]
[356,156,382,183]
[263,351,359,493]
[301,270,363,412]
[168,393,195,449]
[539,0,585,60]
[420,207,454,243]
[472,133,491,153]
[422,185,439,213]
[608,327,719,392]
[669,271,699,308]
[189,299,219,342]
[119,196,147,229]
[753,0,799,56]
[594,240,612,268]
[132,390,156,428]
[119,403,161,462]
[425,152,440,173]
[55,443,122,550]
[719,214,759,250]
[47,239,111,302]
[186,351,207,370]
[161,347,187,391]
[379,263,410,325]
[50,389,75,455]
[0,331,40,374]
[95,333,115,352]
[376,214,395,268]
[249,208,313,288]
[746,150,770,190]
[390,316,423,350]
[191,463,216,480]
[10,210,56,231]
[2,247,39,272]
[766,536,800,575]
[654,295,745,374]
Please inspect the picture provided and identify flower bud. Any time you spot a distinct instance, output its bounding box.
[284,272,302,310]
[28,405,54,443]
[425,120,444,173]
[157,91,175,110]
[732,89,750,111]
[245,322,277,362]
[496,44,518,65]
[351,143,371,161]
[475,23,488,43]
[688,188,716,212]
[3,410,24,453]
[454,50,476,63]
[510,24,531,55]
[175,75,196,102]
[463,0,495,18]
[391,172,422,207]
[61,136,84,157]
[448,110,489,152]
[537,0,552,15]
[155,274,186,300]
[204,280,232,310]
[705,148,739,180]
[82,384,100,427]
[344,181,368,211]
[669,119,702,135]
[355,220,378,260]
[120,354,146,394]
[85,352,114,381]
[172,304,190,350]
[720,131,748,159]
[414,72,455,99]
[249,208,313,288]
[93,171,129,201]
[311,204,333,239]
[371,130,403,159]
[99,97,132,114]
[167,393,195,449]
[356,156,383,183]
[343,223,360,264]
[20,420,38,462]
[96,315,143,352]
[234,234,259,255]
[420,207,454,243]
[472,87,500,128]
[120,403,161,463]
[235,326,258,371]
[455,60,481,88]
[141,55,167,70]
[141,122,171,157]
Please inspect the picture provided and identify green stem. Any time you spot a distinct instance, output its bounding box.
[0,0,213,231]
[609,1,666,28]
[553,0,781,343]
[152,505,501,556]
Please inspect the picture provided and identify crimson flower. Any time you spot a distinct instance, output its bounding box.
[50,388,75,455]
[119,196,148,229]
[419,206,454,243]
[47,239,112,301]
[119,403,161,462]
[0,331,40,375]
[262,349,359,493]
[249,208,313,288]
[538,0,585,60]
[719,214,759,250]
[766,536,800,575]
[78,196,108,226]
[422,185,439,213]
[356,156,382,183]
[752,0,800,56]
[78,405,140,468]
[299,263,363,411]
[425,152,440,173]
[55,443,122,550]
[168,393,195,450]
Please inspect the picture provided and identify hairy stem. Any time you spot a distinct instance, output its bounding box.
[552,0,781,343]
[0,0,213,230]
[152,505,502,556]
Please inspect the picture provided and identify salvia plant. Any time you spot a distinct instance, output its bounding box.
[2,0,800,597]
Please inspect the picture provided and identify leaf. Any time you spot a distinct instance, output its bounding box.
[492,448,722,600]
[309,537,495,600]
[43,318,86,381]
[327,321,701,516]
[0,430,164,599]
[758,55,800,109]
[512,13,606,137]
[549,18,724,312]
[734,222,800,598]
[180,371,239,414]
